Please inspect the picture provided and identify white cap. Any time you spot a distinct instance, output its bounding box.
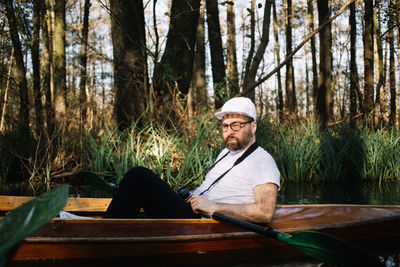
[215,97,257,121]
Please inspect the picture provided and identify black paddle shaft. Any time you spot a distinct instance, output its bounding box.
[209,212,278,238]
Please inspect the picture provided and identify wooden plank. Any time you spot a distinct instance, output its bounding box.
[0,196,111,212]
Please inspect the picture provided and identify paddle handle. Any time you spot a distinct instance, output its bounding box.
[210,212,277,239]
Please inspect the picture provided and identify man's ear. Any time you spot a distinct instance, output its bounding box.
[252,121,257,133]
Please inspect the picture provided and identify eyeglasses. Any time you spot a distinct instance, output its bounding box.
[221,120,253,132]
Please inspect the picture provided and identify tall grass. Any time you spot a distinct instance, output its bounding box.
[86,115,400,190]
[84,114,222,190]
[1,112,400,196]
[360,127,400,184]
[264,119,400,185]
[266,119,322,183]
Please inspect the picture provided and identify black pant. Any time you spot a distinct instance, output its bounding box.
[103,166,199,219]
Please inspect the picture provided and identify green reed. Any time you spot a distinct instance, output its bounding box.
[258,118,400,185]
[84,114,221,189]
[3,109,399,195]
[84,115,400,189]
[359,127,400,184]
[262,118,322,183]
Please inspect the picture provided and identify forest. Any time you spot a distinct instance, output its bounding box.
[0,0,400,197]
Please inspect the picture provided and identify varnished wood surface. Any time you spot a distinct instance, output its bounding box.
[0,195,111,212]
[2,195,400,263]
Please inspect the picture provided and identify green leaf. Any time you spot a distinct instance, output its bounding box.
[0,184,68,263]
[80,171,115,195]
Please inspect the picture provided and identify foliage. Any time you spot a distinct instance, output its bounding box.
[258,117,400,186]
[0,184,68,265]
[84,113,222,191]
[1,111,400,196]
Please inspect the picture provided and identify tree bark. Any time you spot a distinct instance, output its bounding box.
[373,5,385,126]
[307,0,318,104]
[226,0,239,95]
[152,0,201,109]
[79,0,90,128]
[388,2,396,126]
[32,0,44,134]
[0,48,13,134]
[284,0,296,116]
[205,0,226,109]
[272,0,283,120]
[349,1,360,122]
[363,0,374,118]
[4,0,30,135]
[110,0,148,131]
[396,2,400,126]
[243,0,272,102]
[243,0,255,92]
[189,0,207,117]
[53,0,67,129]
[41,0,55,139]
[316,0,333,127]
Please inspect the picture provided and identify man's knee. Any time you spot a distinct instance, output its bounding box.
[120,166,157,187]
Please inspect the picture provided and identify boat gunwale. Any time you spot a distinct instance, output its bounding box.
[19,214,400,244]
[23,231,262,243]
[1,194,400,212]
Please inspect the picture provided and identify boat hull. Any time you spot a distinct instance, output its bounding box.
[5,204,400,265]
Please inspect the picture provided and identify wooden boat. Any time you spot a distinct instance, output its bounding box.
[1,196,400,266]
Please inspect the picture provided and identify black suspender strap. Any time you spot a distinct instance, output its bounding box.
[199,141,259,195]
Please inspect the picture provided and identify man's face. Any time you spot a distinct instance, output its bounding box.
[221,114,256,151]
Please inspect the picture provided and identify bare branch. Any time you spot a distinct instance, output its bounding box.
[239,0,356,97]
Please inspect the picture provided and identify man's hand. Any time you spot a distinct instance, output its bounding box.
[188,195,218,214]
[187,183,278,223]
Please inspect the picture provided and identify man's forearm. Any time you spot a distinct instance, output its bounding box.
[213,202,275,223]
[189,183,278,223]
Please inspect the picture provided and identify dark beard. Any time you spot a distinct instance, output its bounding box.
[224,129,254,151]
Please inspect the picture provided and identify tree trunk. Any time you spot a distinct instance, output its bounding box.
[79,0,90,129]
[32,0,44,135]
[388,2,396,126]
[304,50,310,116]
[41,0,55,139]
[373,5,385,126]
[205,0,226,109]
[272,0,283,120]
[243,0,255,93]
[363,0,374,118]
[0,48,13,134]
[189,0,207,117]
[396,2,400,126]
[110,0,148,131]
[226,0,239,95]
[284,0,296,116]
[53,0,67,129]
[316,0,333,127]
[152,0,201,109]
[4,0,30,135]
[349,1,360,122]
[243,0,272,102]
[307,0,318,104]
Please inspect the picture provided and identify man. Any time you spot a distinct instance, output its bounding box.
[104,97,280,223]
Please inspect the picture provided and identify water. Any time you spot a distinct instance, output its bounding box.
[277,181,400,205]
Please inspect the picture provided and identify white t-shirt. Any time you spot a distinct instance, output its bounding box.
[192,146,280,204]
